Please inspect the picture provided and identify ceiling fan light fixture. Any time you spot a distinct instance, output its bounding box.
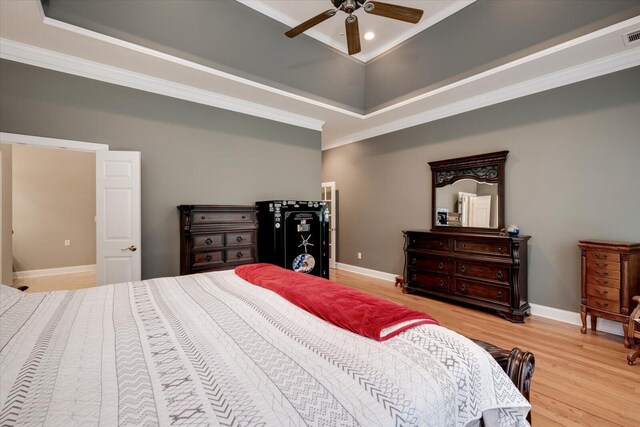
[364,31,375,40]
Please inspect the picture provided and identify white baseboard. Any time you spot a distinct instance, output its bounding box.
[529,303,623,337]
[13,264,96,279]
[335,262,397,282]
[336,265,625,337]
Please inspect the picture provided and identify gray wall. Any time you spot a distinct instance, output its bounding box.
[0,59,321,280]
[322,67,640,312]
[12,145,96,272]
[45,0,365,112]
[364,0,640,110]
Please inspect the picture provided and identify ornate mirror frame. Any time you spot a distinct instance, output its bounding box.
[429,150,508,234]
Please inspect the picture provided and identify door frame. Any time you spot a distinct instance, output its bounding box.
[0,132,109,282]
[321,181,336,269]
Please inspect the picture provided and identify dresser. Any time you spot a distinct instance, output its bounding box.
[579,240,640,346]
[403,230,531,322]
[178,205,257,275]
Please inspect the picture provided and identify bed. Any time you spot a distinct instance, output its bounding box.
[0,265,533,426]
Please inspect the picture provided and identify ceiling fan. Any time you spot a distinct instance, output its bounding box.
[285,0,424,55]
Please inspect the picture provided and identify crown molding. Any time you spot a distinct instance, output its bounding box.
[0,132,109,152]
[323,46,640,150]
[0,38,325,132]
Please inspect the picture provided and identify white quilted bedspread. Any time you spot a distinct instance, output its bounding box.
[0,271,530,426]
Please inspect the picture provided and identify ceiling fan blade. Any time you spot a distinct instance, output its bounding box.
[345,15,361,55]
[285,9,337,38]
[363,1,424,24]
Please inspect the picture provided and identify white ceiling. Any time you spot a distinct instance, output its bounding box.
[236,0,475,62]
[0,1,639,150]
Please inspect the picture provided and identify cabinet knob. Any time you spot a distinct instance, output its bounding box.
[496,290,503,299]
[496,271,504,280]
[411,273,417,281]
[242,215,246,219]
[439,242,443,247]
[236,251,243,258]
[201,216,206,220]
[205,238,213,245]
[460,283,467,293]
[460,265,466,273]
[411,258,417,264]
[439,279,445,288]
[498,247,503,252]
[438,262,445,270]
[460,243,465,248]
[205,255,212,262]
[236,236,243,242]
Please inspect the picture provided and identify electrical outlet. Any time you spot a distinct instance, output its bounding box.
[64,240,71,246]
[357,252,362,259]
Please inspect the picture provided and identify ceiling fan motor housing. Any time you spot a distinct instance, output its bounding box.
[331,0,364,12]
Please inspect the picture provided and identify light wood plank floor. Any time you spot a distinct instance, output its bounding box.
[329,269,639,427]
[14,271,96,293]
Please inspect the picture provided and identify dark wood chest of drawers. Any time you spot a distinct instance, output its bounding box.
[403,230,531,322]
[579,240,640,345]
[178,205,257,275]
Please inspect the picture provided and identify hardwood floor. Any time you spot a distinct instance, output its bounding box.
[329,269,639,427]
[14,271,96,293]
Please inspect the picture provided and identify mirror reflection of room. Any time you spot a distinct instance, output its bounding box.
[435,179,499,228]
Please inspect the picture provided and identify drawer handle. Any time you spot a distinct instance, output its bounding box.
[498,247,503,252]
[460,283,467,293]
[205,255,212,262]
[594,278,609,285]
[496,271,504,280]
[438,262,445,270]
[205,238,213,245]
[595,270,609,276]
[595,288,608,296]
[460,243,466,248]
[594,261,608,267]
[594,300,609,308]
[411,258,417,265]
[236,251,243,258]
[460,265,467,273]
[236,236,243,243]
[496,290,503,299]
[242,215,246,219]
[411,273,417,281]
[594,253,608,259]
[439,242,443,247]
[201,216,206,220]
[411,239,416,244]
[439,279,445,288]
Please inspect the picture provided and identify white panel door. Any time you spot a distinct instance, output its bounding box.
[96,151,141,285]
[468,195,492,228]
[321,181,336,269]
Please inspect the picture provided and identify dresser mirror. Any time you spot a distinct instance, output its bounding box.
[429,151,508,233]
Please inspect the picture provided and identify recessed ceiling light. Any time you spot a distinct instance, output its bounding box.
[364,32,375,41]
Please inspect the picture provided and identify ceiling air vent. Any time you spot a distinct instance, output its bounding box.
[623,29,640,46]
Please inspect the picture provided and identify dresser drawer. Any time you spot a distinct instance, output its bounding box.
[406,253,449,273]
[586,251,620,264]
[587,296,620,313]
[406,269,449,292]
[192,211,254,225]
[226,247,254,262]
[587,268,620,281]
[192,234,224,250]
[226,231,254,246]
[407,235,449,251]
[193,250,224,267]
[586,259,619,271]
[454,239,510,256]
[455,279,511,306]
[586,283,619,302]
[455,261,509,283]
[586,275,620,288]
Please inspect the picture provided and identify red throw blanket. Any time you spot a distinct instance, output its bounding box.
[235,263,438,341]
